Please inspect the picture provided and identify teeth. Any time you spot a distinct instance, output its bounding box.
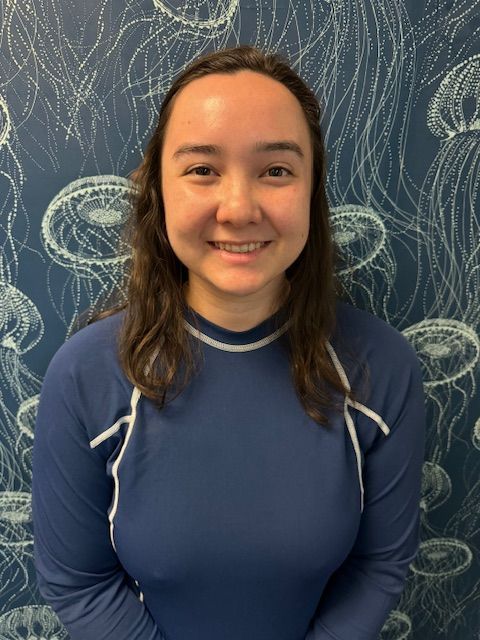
[213,241,266,253]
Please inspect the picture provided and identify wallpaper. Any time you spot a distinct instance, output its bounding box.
[0,1,479,638]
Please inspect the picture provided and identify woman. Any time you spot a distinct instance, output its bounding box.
[32,45,426,640]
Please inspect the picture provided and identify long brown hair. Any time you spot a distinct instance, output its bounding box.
[91,45,354,426]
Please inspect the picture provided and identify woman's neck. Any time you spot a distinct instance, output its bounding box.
[182,280,290,332]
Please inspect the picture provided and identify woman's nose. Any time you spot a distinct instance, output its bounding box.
[215,177,262,227]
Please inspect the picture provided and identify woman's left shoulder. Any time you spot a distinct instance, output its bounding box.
[333,300,421,372]
[332,302,425,429]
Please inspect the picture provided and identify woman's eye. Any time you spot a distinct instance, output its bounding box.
[190,166,212,176]
[267,166,290,177]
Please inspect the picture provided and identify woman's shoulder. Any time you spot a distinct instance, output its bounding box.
[38,310,136,446]
[69,310,125,348]
[333,300,421,372]
[43,310,127,384]
[332,302,425,435]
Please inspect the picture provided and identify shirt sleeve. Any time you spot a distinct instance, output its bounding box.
[304,340,426,640]
[32,343,165,640]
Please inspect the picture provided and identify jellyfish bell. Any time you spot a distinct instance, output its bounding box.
[379,610,412,640]
[152,0,239,31]
[427,54,480,139]
[330,205,387,274]
[0,283,43,355]
[405,537,475,631]
[0,492,32,542]
[420,461,452,513]
[402,319,480,388]
[0,605,67,640]
[41,175,132,275]
[41,176,133,332]
[410,538,473,578]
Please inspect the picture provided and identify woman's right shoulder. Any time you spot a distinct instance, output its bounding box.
[43,310,127,383]
[38,310,138,445]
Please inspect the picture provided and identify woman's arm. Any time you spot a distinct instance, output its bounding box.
[32,343,165,640]
[305,340,426,640]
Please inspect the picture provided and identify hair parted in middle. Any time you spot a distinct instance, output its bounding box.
[92,44,358,426]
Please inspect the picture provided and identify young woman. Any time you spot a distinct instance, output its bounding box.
[32,45,426,640]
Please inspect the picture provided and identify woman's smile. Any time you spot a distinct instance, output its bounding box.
[209,240,270,252]
[207,240,272,262]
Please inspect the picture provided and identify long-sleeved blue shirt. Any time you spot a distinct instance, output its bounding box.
[32,300,426,640]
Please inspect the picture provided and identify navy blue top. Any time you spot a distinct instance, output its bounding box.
[32,301,426,640]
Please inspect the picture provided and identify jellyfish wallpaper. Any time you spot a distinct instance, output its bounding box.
[0,1,479,638]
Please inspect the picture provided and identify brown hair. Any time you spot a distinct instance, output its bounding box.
[91,44,354,425]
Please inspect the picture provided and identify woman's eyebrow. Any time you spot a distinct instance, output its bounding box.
[172,140,304,160]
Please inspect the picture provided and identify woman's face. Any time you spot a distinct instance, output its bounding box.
[161,70,313,309]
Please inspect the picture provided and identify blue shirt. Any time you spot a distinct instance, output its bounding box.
[32,301,426,640]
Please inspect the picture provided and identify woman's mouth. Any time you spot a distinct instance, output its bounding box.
[208,241,270,254]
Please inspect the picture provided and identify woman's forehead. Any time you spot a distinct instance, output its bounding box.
[164,71,311,150]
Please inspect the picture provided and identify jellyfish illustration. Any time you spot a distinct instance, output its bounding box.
[403,537,476,634]
[0,278,43,490]
[0,280,43,404]
[419,55,480,328]
[379,610,412,640]
[330,205,396,318]
[403,320,479,389]
[444,419,480,542]
[315,0,415,218]
[0,491,37,610]
[0,94,29,282]
[0,605,67,640]
[402,318,479,460]
[1,0,140,169]
[0,283,43,361]
[412,1,480,100]
[473,417,480,451]
[41,175,132,335]
[0,540,38,611]
[14,396,39,484]
[427,55,480,139]
[420,461,452,514]
[0,492,32,543]
[152,0,239,33]
[0,0,59,169]
[417,539,470,579]
[446,478,480,542]
[245,0,333,63]
[117,2,235,159]
[118,0,331,159]
[0,2,39,124]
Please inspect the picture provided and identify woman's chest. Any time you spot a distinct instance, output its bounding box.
[110,381,363,589]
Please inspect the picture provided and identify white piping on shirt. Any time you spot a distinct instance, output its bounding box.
[107,385,142,552]
[89,415,130,449]
[89,348,160,451]
[90,385,145,600]
[96,352,158,563]
[183,319,292,352]
[325,341,391,513]
[347,399,390,436]
[135,579,144,603]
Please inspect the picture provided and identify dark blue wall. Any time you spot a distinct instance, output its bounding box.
[0,1,479,638]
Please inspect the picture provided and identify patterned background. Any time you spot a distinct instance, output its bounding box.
[0,1,479,638]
